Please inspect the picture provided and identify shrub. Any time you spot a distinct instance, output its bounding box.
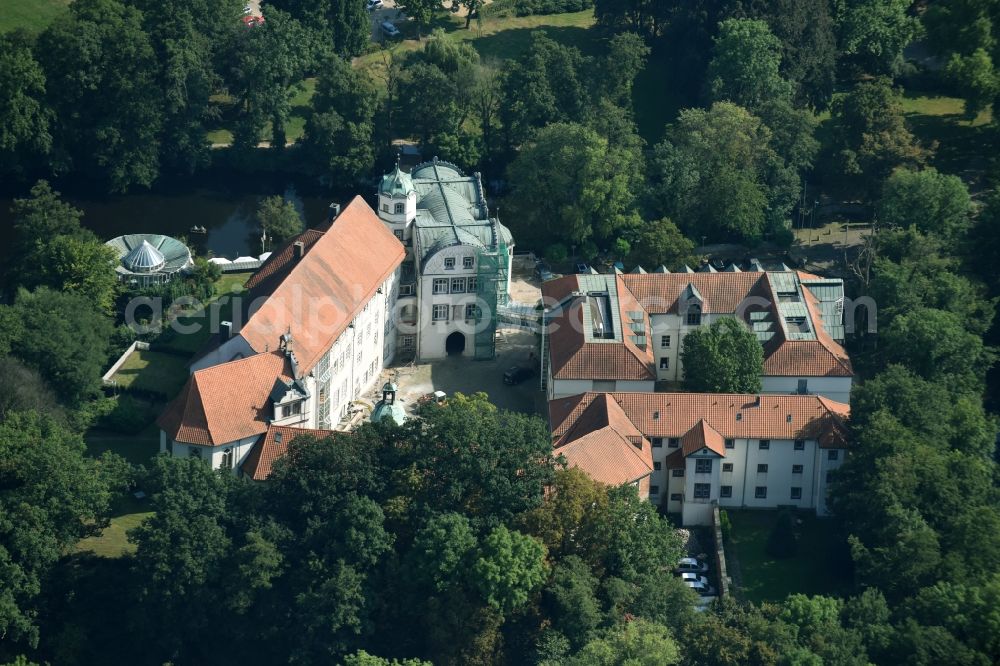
[719,509,732,541]
[98,394,159,434]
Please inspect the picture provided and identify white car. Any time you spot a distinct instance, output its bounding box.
[366,0,384,10]
[675,557,709,574]
[685,580,717,597]
[679,572,711,587]
[243,4,253,14]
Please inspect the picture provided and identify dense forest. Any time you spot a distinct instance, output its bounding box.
[2,0,1000,664]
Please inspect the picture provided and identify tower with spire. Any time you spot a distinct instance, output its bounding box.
[377,154,417,245]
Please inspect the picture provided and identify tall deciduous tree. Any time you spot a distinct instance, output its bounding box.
[707,19,792,112]
[37,0,162,192]
[255,195,304,244]
[836,0,921,76]
[506,122,642,249]
[473,525,548,614]
[626,217,696,271]
[651,102,797,242]
[680,318,764,393]
[268,0,369,57]
[0,32,51,176]
[0,412,118,648]
[877,167,973,242]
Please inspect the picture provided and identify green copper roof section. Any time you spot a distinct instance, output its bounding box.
[371,400,406,425]
[379,164,415,197]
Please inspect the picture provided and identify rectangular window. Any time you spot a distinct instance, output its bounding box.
[433,279,449,294]
[722,462,733,472]
[394,202,404,214]
[659,357,670,370]
[393,229,403,240]
[755,486,767,499]
[432,305,449,321]
[381,203,389,213]
[670,493,682,501]
[725,438,735,449]
[668,438,680,448]
[695,459,712,474]
[451,278,466,293]
[399,283,414,296]
[720,485,732,498]
[651,437,663,448]
[463,256,474,269]
[794,439,805,450]
[444,257,455,269]
[465,304,477,320]
[693,483,711,499]
[797,379,808,394]
[686,307,702,326]
[792,464,804,474]
[468,276,478,292]
[757,463,768,473]
[660,335,671,348]
[791,487,802,500]
[650,485,660,495]
[828,449,840,461]
[672,468,684,477]
[759,439,770,450]
[280,401,302,418]
[400,335,415,349]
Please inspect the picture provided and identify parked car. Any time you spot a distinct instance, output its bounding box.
[679,572,711,587]
[675,557,709,574]
[366,0,384,10]
[503,365,535,385]
[535,262,554,282]
[685,580,717,597]
[381,20,401,37]
[243,4,253,14]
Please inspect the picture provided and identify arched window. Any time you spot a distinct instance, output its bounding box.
[222,447,234,470]
[686,303,702,326]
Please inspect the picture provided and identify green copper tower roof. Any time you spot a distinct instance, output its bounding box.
[379,162,415,198]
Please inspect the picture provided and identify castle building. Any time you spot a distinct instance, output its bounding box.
[376,158,514,361]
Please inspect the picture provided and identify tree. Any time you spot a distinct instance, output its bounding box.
[473,525,548,614]
[302,54,378,184]
[407,512,478,592]
[405,0,440,40]
[0,412,118,648]
[37,0,162,191]
[256,195,304,244]
[824,78,926,196]
[35,235,119,314]
[650,102,797,243]
[837,0,921,76]
[877,167,973,242]
[626,217,696,271]
[0,32,51,175]
[506,122,642,249]
[342,651,432,666]
[597,32,650,107]
[268,0,368,57]
[520,467,609,561]
[8,288,114,404]
[680,318,764,393]
[564,618,681,666]
[397,62,460,150]
[0,358,64,423]
[924,0,1000,116]
[397,393,554,525]
[752,0,837,109]
[707,19,792,112]
[543,556,603,649]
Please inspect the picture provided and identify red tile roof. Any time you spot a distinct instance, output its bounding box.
[551,392,850,450]
[157,351,293,446]
[237,196,405,373]
[241,424,341,480]
[621,272,765,314]
[553,394,654,486]
[761,278,853,377]
[681,419,727,456]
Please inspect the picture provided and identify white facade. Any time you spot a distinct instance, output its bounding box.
[548,375,655,400]
[659,437,846,526]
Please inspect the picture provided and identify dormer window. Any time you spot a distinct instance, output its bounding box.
[280,401,303,418]
[444,257,456,270]
[686,303,702,326]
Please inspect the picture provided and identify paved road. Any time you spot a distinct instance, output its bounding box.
[369,0,403,42]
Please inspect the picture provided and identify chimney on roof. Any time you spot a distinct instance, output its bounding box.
[220,320,233,339]
[294,240,305,259]
[627,435,643,449]
[327,203,341,223]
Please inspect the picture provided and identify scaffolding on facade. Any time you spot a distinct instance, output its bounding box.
[474,239,509,360]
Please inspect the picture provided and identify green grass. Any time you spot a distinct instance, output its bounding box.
[152,272,249,355]
[74,495,153,558]
[724,510,853,604]
[111,350,191,395]
[84,422,161,466]
[899,91,997,176]
[0,0,69,33]
[208,77,317,145]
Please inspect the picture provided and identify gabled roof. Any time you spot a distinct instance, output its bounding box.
[681,419,727,457]
[550,392,850,450]
[157,351,294,446]
[236,196,405,374]
[552,394,653,486]
[620,272,763,315]
[241,424,341,481]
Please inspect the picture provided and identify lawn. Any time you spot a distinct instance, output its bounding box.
[724,510,853,604]
[207,77,317,146]
[74,495,153,558]
[152,271,250,355]
[1,0,68,33]
[111,350,191,396]
[84,422,161,466]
